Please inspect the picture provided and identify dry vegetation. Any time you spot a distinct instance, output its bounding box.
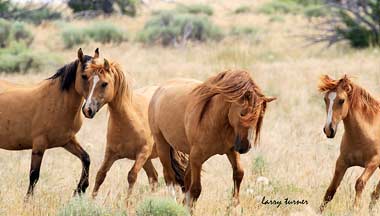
[0,0,380,215]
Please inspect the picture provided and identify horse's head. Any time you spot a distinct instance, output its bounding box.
[81,58,128,118]
[319,75,352,138]
[74,48,100,97]
[228,92,276,154]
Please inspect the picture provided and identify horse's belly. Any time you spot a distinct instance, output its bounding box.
[0,134,32,150]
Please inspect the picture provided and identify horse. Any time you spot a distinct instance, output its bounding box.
[148,70,276,208]
[0,48,98,197]
[319,74,380,212]
[79,58,159,199]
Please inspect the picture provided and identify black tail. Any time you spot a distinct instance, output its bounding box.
[169,146,189,192]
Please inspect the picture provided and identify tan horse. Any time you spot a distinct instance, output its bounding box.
[319,75,380,212]
[0,48,98,197]
[149,70,276,207]
[79,58,158,198]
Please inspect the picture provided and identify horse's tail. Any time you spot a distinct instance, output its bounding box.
[169,146,189,192]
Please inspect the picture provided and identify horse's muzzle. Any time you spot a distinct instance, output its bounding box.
[323,123,336,139]
[234,135,251,154]
[82,104,97,119]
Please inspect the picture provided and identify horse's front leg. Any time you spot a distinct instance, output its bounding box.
[26,136,48,198]
[353,160,378,210]
[63,137,90,195]
[319,156,348,213]
[226,150,244,206]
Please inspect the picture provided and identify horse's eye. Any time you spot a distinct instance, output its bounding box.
[338,99,345,105]
[81,74,88,80]
[101,82,108,88]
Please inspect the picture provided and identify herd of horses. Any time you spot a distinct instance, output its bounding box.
[0,48,380,213]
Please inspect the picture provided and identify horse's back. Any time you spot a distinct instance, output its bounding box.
[0,79,23,93]
[149,79,201,153]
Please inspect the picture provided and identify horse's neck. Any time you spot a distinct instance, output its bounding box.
[343,108,378,140]
[108,92,142,131]
[197,95,234,142]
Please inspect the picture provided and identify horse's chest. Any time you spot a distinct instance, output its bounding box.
[342,146,379,167]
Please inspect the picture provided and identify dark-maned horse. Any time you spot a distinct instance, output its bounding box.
[0,48,98,197]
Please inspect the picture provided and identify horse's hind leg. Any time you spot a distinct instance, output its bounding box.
[370,174,380,210]
[353,160,378,209]
[319,156,348,213]
[92,151,118,198]
[63,137,90,195]
[143,159,158,192]
[26,136,48,198]
[226,150,244,206]
[153,131,177,200]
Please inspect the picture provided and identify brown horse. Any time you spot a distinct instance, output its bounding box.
[0,48,98,197]
[148,70,276,208]
[79,58,159,198]
[319,75,380,212]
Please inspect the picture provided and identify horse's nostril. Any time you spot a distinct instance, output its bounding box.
[323,127,326,134]
[88,108,93,116]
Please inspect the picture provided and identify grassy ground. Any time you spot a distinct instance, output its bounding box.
[1,0,380,215]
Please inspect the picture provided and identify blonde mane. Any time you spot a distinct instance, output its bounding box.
[86,59,132,108]
[319,75,380,116]
[190,70,266,144]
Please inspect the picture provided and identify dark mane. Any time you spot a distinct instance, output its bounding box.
[48,55,92,91]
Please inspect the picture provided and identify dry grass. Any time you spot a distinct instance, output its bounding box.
[1,0,380,215]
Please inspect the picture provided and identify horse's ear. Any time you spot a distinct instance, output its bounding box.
[94,48,99,59]
[264,96,276,103]
[78,48,84,63]
[341,74,352,94]
[104,58,110,71]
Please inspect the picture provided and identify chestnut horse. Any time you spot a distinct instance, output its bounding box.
[319,75,380,212]
[0,48,98,197]
[149,70,276,208]
[79,58,159,198]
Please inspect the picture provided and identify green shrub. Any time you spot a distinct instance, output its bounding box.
[176,4,213,16]
[230,26,259,37]
[0,2,61,25]
[136,197,189,216]
[68,0,114,14]
[0,19,33,47]
[62,27,90,48]
[0,18,11,47]
[257,0,302,15]
[15,7,61,25]
[57,197,127,216]
[137,11,223,46]
[257,0,324,17]
[115,0,139,17]
[9,22,33,45]
[234,5,251,14]
[312,0,380,48]
[303,5,327,18]
[61,23,127,48]
[0,42,60,73]
[86,22,127,44]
